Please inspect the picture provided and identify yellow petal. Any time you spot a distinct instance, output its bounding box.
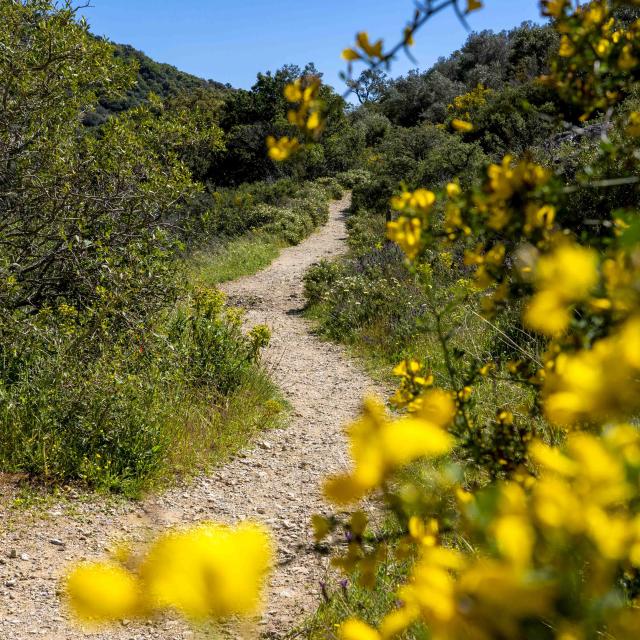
[66,563,142,624]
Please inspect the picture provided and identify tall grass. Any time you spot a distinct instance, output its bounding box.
[188,233,282,285]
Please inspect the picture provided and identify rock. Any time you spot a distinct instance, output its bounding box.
[8,549,17,559]
[19,554,29,561]
[48,539,65,547]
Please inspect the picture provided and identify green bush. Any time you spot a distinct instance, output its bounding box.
[303,260,345,305]
[335,168,372,189]
[197,177,335,243]
[315,176,345,199]
[0,286,271,494]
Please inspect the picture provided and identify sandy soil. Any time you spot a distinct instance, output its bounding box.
[0,193,383,639]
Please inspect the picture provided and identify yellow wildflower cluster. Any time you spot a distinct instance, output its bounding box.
[525,243,600,336]
[267,75,325,162]
[386,189,437,261]
[543,0,640,118]
[390,358,434,410]
[480,155,552,232]
[323,396,454,506]
[283,75,324,134]
[65,522,272,625]
[266,135,300,162]
[331,3,640,637]
[386,216,422,261]
[543,315,640,425]
[441,156,553,253]
[448,84,490,135]
[340,426,640,640]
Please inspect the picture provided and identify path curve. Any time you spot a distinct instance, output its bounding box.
[0,193,383,638]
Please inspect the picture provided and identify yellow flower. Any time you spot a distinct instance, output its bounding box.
[627,111,640,136]
[416,389,457,426]
[619,43,638,71]
[386,216,422,261]
[381,416,453,467]
[524,203,556,234]
[284,80,303,103]
[541,0,567,18]
[342,48,361,61]
[306,110,322,131]
[536,244,599,300]
[356,32,384,59]
[266,135,300,161]
[65,562,142,624]
[340,618,381,640]
[559,35,575,57]
[391,189,436,215]
[403,27,415,46]
[595,38,611,57]
[494,515,534,568]
[542,317,640,425]
[410,188,436,213]
[452,118,474,133]
[525,290,571,336]
[530,440,578,477]
[141,522,272,621]
[324,397,453,506]
[446,182,461,198]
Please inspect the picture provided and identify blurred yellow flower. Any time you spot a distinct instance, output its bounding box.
[141,522,272,621]
[386,216,422,261]
[266,135,300,161]
[340,618,381,640]
[324,397,453,506]
[452,118,474,132]
[65,562,142,624]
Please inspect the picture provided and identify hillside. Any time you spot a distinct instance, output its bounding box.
[83,41,230,126]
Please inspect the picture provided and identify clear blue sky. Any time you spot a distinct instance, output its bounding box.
[80,1,544,91]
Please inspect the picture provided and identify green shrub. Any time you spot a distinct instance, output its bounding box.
[0,285,272,494]
[335,168,371,189]
[303,260,345,305]
[315,176,344,199]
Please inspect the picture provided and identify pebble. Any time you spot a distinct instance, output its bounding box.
[48,538,65,547]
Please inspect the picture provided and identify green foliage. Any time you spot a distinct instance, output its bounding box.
[189,234,282,285]
[195,177,337,244]
[0,1,296,493]
[0,285,274,494]
[212,64,359,185]
[377,23,560,128]
[0,2,199,326]
[85,43,229,127]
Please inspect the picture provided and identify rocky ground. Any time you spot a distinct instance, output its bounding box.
[0,193,385,639]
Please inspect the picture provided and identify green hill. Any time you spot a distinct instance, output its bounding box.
[83,41,230,126]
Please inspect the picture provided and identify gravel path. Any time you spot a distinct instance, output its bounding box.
[0,193,383,639]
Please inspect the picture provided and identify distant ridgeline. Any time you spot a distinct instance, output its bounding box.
[83,40,230,126]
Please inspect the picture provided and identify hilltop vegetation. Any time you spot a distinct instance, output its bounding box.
[84,42,229,126]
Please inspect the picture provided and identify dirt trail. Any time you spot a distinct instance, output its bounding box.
[0,193,383,639]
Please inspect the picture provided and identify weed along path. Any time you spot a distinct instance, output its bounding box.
[0,192,385,639]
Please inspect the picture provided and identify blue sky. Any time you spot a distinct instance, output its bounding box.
[81,1,544,91]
